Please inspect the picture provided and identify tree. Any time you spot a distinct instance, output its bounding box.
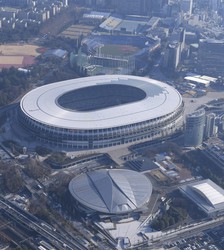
[3,166,24,193]
[35,146,52,156]
[0,68,30,107]
[24,158,51,179]
[169,217,175,226]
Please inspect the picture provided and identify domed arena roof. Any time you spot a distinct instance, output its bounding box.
[69,169,152,214]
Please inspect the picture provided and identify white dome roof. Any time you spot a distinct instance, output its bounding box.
[69,169,152,214]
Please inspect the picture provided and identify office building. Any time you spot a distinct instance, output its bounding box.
[184,108,205,147]
[198,39,224,76]
[204,113,216,139]
[180,0,193,14]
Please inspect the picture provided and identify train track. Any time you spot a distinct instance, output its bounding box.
[0,197,89,250]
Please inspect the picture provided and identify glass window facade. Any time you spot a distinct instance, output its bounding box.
[18,103,184,149]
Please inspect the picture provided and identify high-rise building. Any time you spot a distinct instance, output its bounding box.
[151,0,163,14]
[163,28,185,71]
[184,109,205,147]
[112,0,151,15]
[180,0,193,14]
[198,39,224,76]
[204,113,216,139]
[221,115,224,132]
[209,0,220,11]
[163,41,181,70]
[170,27,186,52]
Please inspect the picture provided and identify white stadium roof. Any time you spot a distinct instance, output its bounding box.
[192,182,224,206]
[69,169,152,214]
[20,75,182,130]
[179,179,224,216]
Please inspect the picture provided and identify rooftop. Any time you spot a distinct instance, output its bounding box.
[179,179,224,214]
[20,75,183,130]
[192,182,224,206]
[69,169,152,214]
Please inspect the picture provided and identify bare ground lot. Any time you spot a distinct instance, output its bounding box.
[0,44,41,56]
[0,56,24,64]
[0,44,41,68]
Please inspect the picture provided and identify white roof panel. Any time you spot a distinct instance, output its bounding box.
[20,75,182,130]
[193,182,224,206]
[184,76,210,85]
[99,16,122,30]
[200,75,217,82]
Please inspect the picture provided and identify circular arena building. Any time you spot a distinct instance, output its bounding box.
[68,169,152,214]
[19,75,184,149]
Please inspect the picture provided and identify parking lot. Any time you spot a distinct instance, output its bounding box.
[164,231,221,250]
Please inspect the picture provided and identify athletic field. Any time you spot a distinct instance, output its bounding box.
[100,44,139,57]
[0,44,41,68]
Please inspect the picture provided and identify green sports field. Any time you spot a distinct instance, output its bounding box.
[100,44,139,57]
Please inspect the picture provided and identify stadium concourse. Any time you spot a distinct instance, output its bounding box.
[19,75,184,150]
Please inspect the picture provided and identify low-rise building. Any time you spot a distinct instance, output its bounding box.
[179,179,224,217]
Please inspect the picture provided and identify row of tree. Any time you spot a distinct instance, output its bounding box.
[183,150,224,189]
[2,140,25,157]
[152,204,187,230]
[42,36,76,52]
[0,24,40,43]
[24,158,51,179]
[0,157,53,194]
[0,161,24,193]
[0,68,30,107]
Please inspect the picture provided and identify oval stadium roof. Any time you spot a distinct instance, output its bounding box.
[69,169,152,214]
[20,75,182,130]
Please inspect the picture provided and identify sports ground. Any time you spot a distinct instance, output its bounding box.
[100,44,139,57]
[0,44,41,68]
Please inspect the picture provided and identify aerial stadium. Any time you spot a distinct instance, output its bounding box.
[68,169,152,214]
[18,75,184,149]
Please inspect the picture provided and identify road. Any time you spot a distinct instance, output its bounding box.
[148,57,224,117]
[183,91,224,116]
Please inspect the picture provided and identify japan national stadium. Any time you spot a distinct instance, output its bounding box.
[19,75,184,149]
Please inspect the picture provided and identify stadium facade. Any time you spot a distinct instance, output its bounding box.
[69,169,152,214]
[19,75,184,149]
[80,34,160,75]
